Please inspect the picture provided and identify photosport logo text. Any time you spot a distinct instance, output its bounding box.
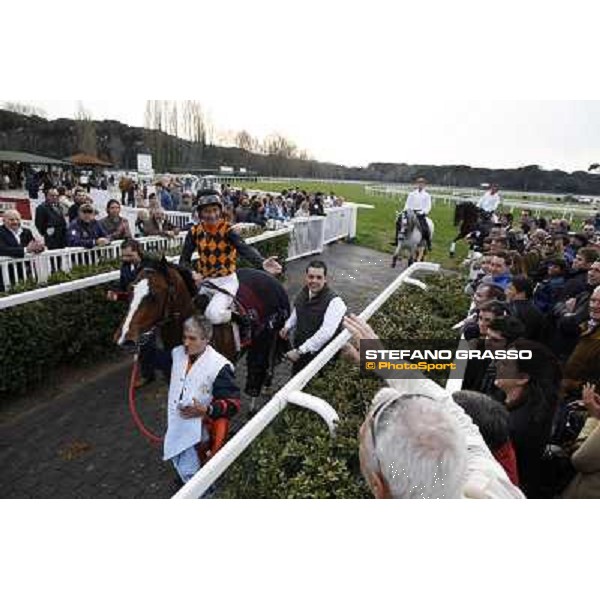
[359,339,533,379]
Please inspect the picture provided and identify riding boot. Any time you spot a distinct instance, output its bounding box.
[232,312,253,348]
[422,228,432,252]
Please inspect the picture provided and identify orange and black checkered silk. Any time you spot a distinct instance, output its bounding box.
[192,221,237,278]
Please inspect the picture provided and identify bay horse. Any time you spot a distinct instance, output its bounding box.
[391,209,435,268]
[449,201,495,258]
[115,258,291,403]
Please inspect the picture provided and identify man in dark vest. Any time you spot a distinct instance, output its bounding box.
[280,260,347,375]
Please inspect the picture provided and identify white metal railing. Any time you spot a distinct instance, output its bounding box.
[364,185,598,219]
[285,203,372,261]
[1,200,369,291]
[0,234,187,292]
[173,261,441,499]
[0,228,291,310]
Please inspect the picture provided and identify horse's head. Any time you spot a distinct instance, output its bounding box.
[115,258,194,352]
[404,209,418,231]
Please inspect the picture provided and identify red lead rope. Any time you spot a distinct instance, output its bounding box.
[128,355,163,445]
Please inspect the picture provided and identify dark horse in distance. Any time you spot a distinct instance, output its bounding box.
[449,201,495,257]
[115,258,291,402]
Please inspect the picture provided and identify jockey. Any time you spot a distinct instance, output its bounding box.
[477,183,501,221]
[403,177,432,251]
[179,189,283,330]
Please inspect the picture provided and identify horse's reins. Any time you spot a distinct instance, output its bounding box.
[128,266,183,444]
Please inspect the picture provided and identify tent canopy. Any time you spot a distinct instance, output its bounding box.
[0,150,71,166]
[67,153,113,167]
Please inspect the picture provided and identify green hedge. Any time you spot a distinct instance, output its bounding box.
[0,234,291,401]
[0,284,124,399]
[217,273,469,498]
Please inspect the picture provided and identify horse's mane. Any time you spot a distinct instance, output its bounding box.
[140,257,197,299]
[172,264,197,299]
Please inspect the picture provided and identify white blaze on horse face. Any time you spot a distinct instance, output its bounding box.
[118,278,150,345]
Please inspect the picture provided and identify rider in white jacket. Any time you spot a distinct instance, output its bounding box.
[403,177,432,250]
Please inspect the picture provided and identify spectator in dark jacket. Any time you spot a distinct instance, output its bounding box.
[156,183,173,211]
[247,200,267,227]
[34,188,67,249]
[506,275,545,342]
[564,233,587,266]
[309,193,326,216]
[453,390,520,487]
[67,204,110,248]
[234,197,251,223]
[495,340,561,498]
[549,261,600,361]
[0,209,45,258]
[67,188,89,222]
[106,239,144,302]
[462,301,511,400]
[560,247,599,301]
[533,257,567,314]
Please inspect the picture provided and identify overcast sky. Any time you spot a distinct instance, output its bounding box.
[4,2,600,174]
[14,99,597,174]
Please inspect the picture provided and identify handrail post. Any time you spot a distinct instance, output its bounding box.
[287,391,339,436]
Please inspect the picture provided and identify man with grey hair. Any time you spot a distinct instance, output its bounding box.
[0,209,45,257]
[164,315,241,484]
[344,314,525,499]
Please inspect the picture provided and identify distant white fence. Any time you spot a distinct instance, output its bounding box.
[365,185,598,220]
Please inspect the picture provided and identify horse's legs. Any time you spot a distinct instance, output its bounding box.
[450,226,469,258]
[391,243,400,268]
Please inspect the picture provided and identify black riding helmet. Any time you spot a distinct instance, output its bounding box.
[194,189,223,211]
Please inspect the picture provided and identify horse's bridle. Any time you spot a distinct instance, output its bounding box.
[135,266,183,346]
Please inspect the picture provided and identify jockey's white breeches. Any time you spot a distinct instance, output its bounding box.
[199,272,240,325]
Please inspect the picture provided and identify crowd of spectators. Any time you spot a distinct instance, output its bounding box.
[456,210,600,497]
[339,208,600,499]
[1,181,347,281]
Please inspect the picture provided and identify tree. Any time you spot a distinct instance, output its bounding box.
[3,102,47,118]
[235,129,261,153]
[75,101,97,156]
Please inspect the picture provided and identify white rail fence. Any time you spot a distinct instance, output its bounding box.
[0,234,186,293]
[173,261,440,499]
[1,202,371,298]
[365,185,598,220]
[0,228,293,310]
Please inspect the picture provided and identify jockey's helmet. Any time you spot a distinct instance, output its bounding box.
[194,189,223,211]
